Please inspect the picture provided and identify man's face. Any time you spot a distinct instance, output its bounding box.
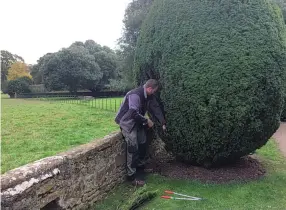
[146,87,158,95]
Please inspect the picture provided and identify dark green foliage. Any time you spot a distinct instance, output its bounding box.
[41,40,118,93]
[135,0,286,166]
[30,53,54,85]
[43,45,102,93]
[281,96,286,121]
[273,0,286,23]
[281,106,286,121]
[118,187,158,210]
[17,76,33,85]
[271,0,286,122]
[117,0,154,90]
[7,77,31,97]
[83,40,118,91]
[121,0,154,48]
[282,72,286,121]
[1,50,24,89]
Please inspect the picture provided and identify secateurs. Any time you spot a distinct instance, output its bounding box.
[161,190,203,201]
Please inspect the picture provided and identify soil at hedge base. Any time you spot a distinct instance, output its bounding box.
[149,155,265,184]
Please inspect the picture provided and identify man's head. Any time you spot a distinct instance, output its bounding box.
[144,79,159,95]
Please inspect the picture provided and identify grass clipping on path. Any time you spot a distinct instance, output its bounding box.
[118,186,158,210]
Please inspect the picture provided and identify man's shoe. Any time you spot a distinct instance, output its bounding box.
[137,165,154,173]
[131,179,145,186]
[127,174,145,187]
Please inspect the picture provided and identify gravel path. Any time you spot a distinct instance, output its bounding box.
[273,122,286,157]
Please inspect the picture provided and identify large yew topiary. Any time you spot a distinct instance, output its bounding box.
[135,0,286,167]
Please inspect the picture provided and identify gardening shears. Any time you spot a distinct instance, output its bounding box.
[161,190,202,201]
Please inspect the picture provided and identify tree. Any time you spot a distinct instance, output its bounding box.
[30,64,41,84]
[117,0,154,90]
[7,76,32,98]
[272,0,286,121]
[39,40,118,93]
[17,76,33,85]
[108,50,134,91]
[135,0,286,167]
[282,104,286,121]
[7,62,32,81]
[121,0,154,48]
[1,50,24,88]
[43,45,103,93]
[273,0,286,23]
[30,53,54,85]
[84,40,118,91]
[92,49,117,90]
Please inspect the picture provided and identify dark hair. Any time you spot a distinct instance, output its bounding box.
[145,79,159,89]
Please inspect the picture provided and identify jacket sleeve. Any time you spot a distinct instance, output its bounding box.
[147,95,166,125]
[128,94,148,125]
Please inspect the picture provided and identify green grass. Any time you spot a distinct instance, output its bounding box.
[1,98,121,173]
[94,140,286,210]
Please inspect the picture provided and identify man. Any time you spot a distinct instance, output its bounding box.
[115,79,166,186]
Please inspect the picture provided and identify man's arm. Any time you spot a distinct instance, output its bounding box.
[128,94,148,125]
[147,95,166,126]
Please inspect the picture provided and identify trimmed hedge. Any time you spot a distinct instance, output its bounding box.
[135,0,286,167]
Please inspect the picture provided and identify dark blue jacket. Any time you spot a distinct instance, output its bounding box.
[115,86,165,132]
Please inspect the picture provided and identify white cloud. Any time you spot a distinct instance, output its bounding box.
[0,0,131,64]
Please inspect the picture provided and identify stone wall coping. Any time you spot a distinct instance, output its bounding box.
[1,131,122,191]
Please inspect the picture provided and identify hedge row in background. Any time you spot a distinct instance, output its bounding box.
[14,91,127,98]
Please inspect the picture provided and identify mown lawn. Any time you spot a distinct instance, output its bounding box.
[94,140,286,210]
[1,97,120,173]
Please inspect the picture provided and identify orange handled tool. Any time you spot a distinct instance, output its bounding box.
[161,190,202,201]
[161,196,172,199]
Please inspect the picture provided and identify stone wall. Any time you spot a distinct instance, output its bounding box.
[1,132,126,210]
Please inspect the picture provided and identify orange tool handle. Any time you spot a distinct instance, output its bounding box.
[164,190,174,194]
[161,196,172,199]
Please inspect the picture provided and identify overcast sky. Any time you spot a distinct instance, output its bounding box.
[0,0,131,64]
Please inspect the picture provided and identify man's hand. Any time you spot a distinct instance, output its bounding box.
[147,119,154,128]
[162,125,167,132]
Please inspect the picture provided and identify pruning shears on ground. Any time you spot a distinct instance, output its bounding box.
[161,190,203,201]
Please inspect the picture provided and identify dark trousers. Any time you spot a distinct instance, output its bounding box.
[121,125,148,177]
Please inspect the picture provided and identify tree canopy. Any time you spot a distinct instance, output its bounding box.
[7,62,31,81]
[1,50,24,86]
[36,40,118,93]
[43,45,102,93]
[115,0,154,90]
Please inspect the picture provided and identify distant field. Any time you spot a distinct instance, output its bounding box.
[1,97,120,173]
